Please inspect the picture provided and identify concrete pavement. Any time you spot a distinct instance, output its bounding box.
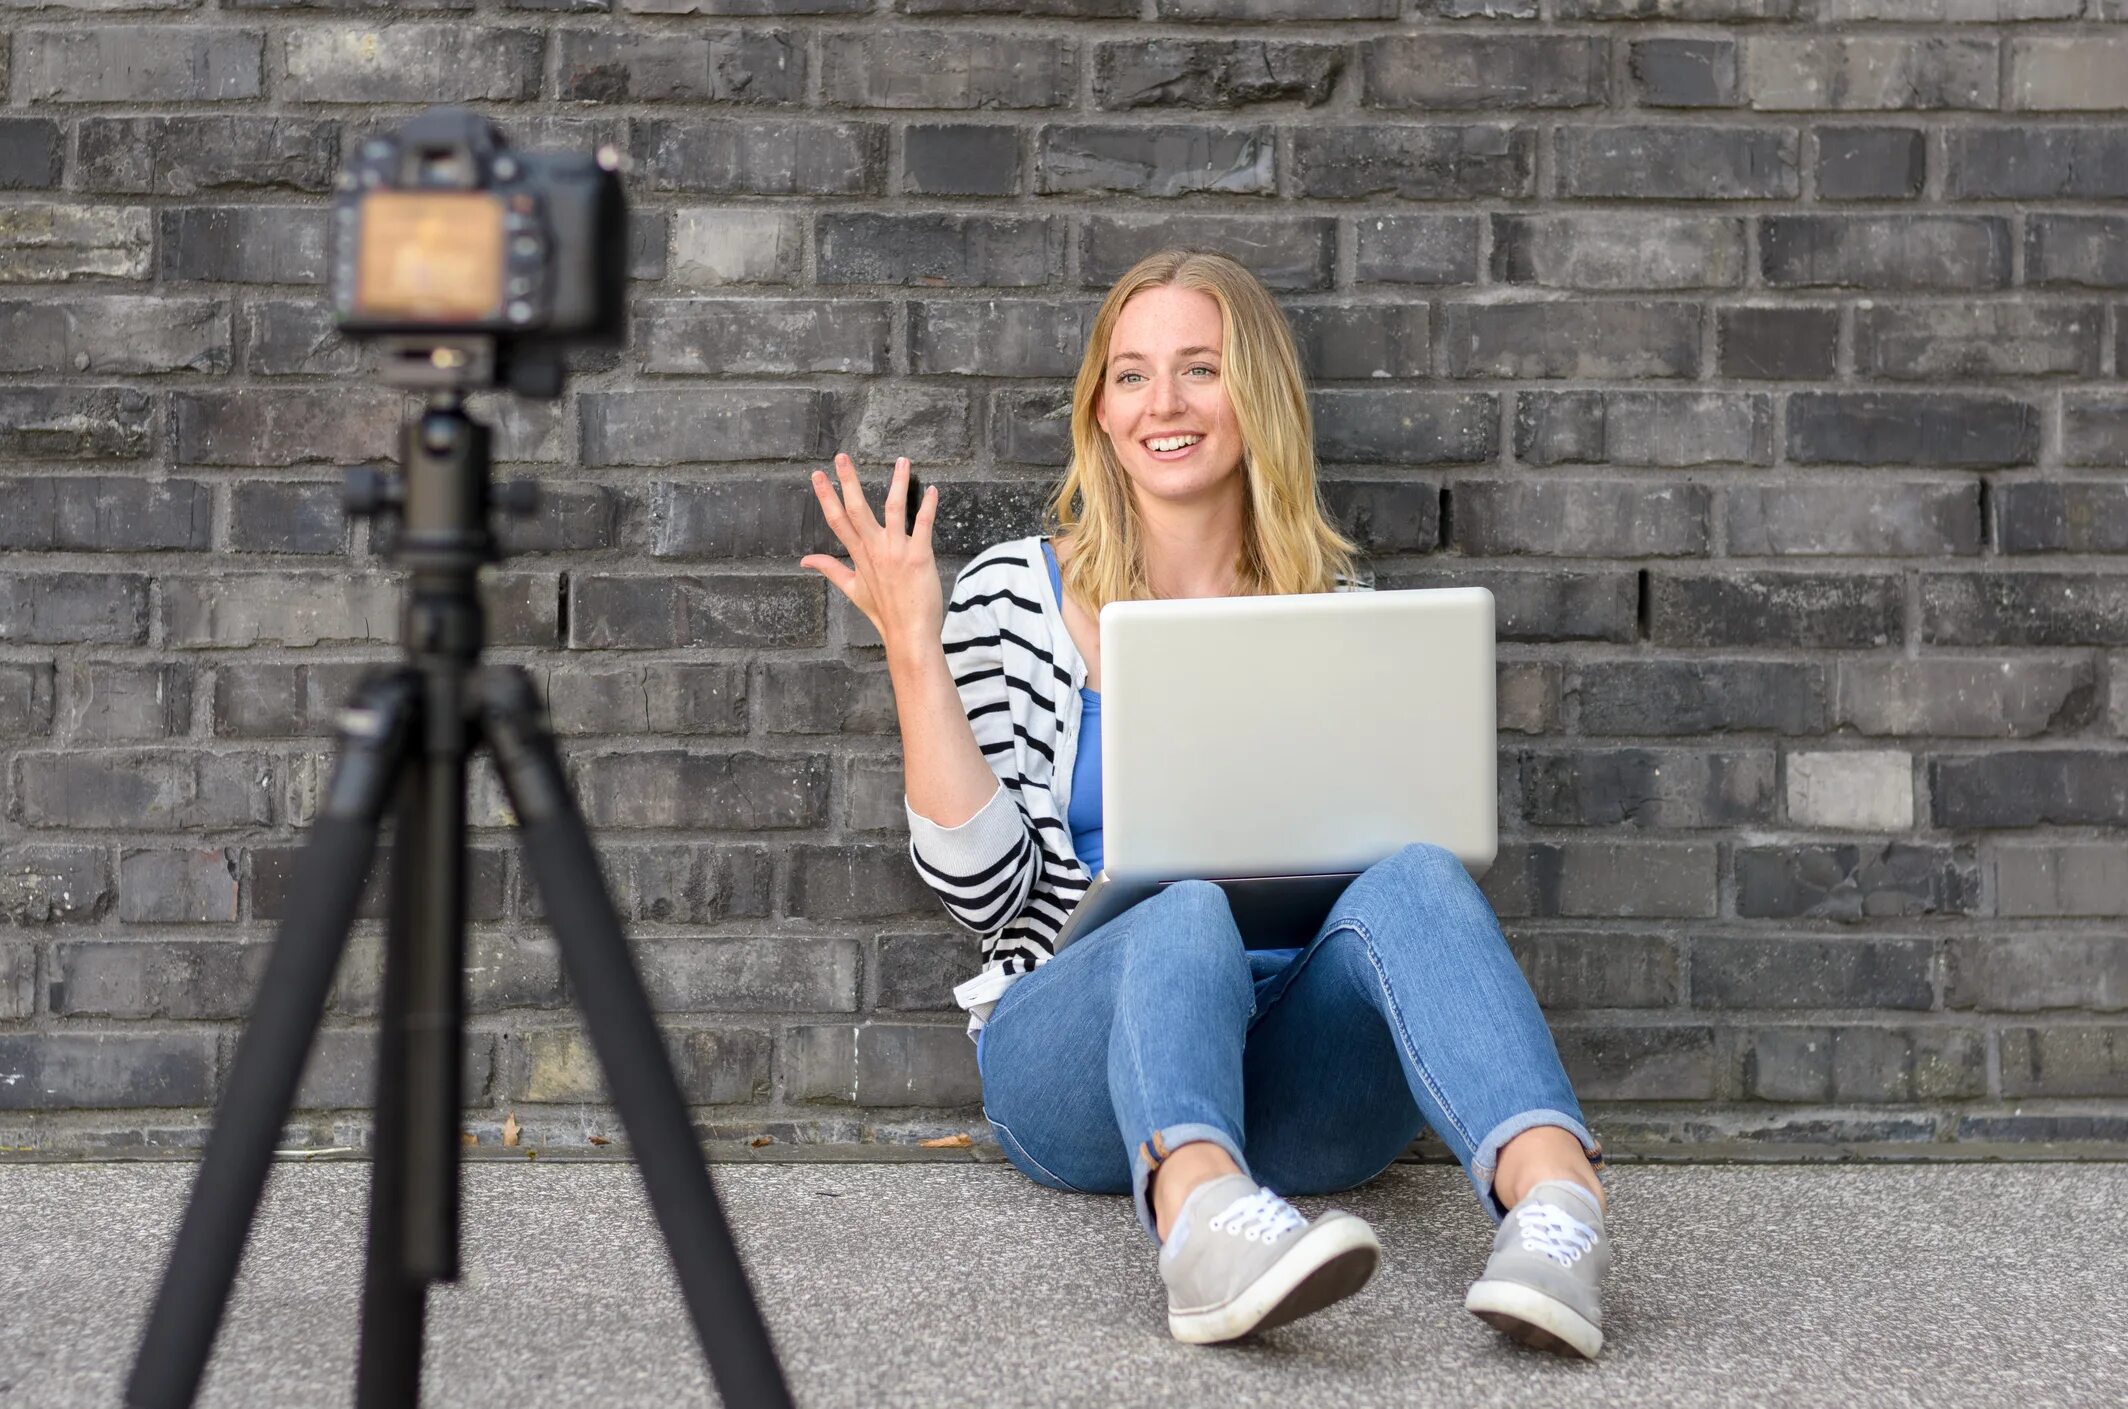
[4,1158,2123,1408]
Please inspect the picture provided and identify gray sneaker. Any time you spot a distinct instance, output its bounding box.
[1463,1178,1610,1358]
[1158,1173,1381,1344]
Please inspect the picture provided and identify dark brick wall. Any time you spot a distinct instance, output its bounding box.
[3,2,2126,1159]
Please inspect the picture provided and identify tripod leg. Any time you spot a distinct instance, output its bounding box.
[477,667,795,1409]
[126,673,420,1409]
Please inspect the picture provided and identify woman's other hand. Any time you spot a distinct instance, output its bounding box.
[799,452,943,655]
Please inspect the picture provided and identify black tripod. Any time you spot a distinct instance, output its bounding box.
[125,392,794,1409]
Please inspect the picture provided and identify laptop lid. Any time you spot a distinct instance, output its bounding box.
[1098,586,1496,882]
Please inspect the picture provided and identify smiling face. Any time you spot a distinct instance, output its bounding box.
[1094,283,1247,512]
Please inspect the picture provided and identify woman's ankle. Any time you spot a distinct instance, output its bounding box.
[1150,1142,1243,1241]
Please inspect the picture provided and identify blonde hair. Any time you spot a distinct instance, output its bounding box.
[1043,248,1362,613]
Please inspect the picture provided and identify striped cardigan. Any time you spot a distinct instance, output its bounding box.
[901,534,1370,1039]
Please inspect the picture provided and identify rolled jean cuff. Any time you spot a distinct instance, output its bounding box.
[1468,1108,1606,1226]
[1130,1122,1252,1245]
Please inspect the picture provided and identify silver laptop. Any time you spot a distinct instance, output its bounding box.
[1050,586,1497,952]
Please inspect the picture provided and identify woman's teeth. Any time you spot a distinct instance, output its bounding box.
[1147,435,1201,454]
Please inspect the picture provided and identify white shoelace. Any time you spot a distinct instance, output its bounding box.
[1207,1187,1305,1245]
[1517,1202,1597,1267]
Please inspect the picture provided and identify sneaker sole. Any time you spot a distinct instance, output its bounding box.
[1463,1278,1603,1359]
[1168,1217,1381,1345]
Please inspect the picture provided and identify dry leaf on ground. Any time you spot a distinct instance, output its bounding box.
[748,1135,774,1148]
[918,1133,973,1148]
[588,1135,610,1146]
[502,1112,521,1147]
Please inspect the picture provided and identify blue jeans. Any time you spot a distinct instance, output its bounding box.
[976,842,1606,1245]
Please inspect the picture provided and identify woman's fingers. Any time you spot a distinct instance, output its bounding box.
[832,452,882,536]
[882,456,909,535]
[911,478,939,540]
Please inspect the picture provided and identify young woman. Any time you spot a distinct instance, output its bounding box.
[800,250,1613,1355]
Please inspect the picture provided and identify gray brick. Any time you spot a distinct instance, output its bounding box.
[848,384,975,464]
[1037,125,1273,198]
[1095,39,1343,110]
[840,756,909,833]
[635,937,857,1014]
[639,300,889,376]
[252,844,507,923]
[1726,480,1982,557]
[651,479,839,559]
[0,941,29,1021]
[1493,214,1745,290]
[175,388,401,468]
[2000,1026,2128,1097]
[14,751,272,830]
[0,1034,217,1110]
[1991,844,2128,919]
[1382,566,1638,643]
[1311,389,1496,464]
[1362,36,1608,110]
[910,300,1095,378]
[1815,126,1926,200]
[582,390,832,466]
[292,1030,493,1112]
[1922,573,2128,647]
[0,845,112,925]
[1928,752,2128,828]
[116,849,239,924]
[161,207,327,285]
[242,300,361,376]
[2026,215,2128,288]
[1558,126,1798,200]
[570,575,824,649]
[1573,660,1830,737]
[1947,127,2128,200]
[1553,1025,1715,1101]
[2064,395,2128,467]
[0,388,153,461]
[0,120,62,189]
[1559,0,1795,13]
[2009,38,2128,112]
[1695,934,1937,1006]
[1317,479,1440,555]
[583,752,826,830]
[758,661,896,735]
[1947,935,2128,1011]
[1738,1025,1983,1102]
[0,573,149,645]
[282,26,542,103]
[1649,572,1903,648]
[1451,479,1712,557]
[16,29,261,102]
[1746,37,1997,112]
[1761,215,2009,290]
[0,297,229,375]
[1156,0,1396,16]
[1516,390,1776,467]
[1861,303,2102,380]
[1285,303,1429,380]
[1481,840,1719,918]
[872,932,984,1012]
[512,1026,772,1106]
[0,205,151,282]
[1998,482,2128,554]
[1836,658,2098,738]
[1630,39,1738,108]
[906,0,1133,12]
[0,478,211,551]
[669,208,804,286]
[0,664,53,739]
[1716,306,1839,381]
[817,214,1057,287]
[1445,302,1700,380]
[76,116,338,194]
[229,482,346,555]
[782,1022,979,1106]
[624,0,871,9]
[1507,930,1680,1009]
[1826,0,2077,15]
[592,844,774,926]
[1787,393,2039,468]
[631,119,886,196]
[163,573,399,648]
[540,663,746,737]
[823,31,1075,109]
[554,28,803,104]
[1787,749,1915,831]
[989,388,1073,466]
[1292,124,1535,200]
[211,662,371,737]
[1082,216,1335,292]
[1353,215,1483,285]
[789,844,937,921]
[903,124,1020,196]
[61,662,191,742]
[1514,747,1775,828]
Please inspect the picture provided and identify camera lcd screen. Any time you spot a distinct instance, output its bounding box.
[354,192,507,323]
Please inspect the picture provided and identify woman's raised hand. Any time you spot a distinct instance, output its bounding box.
[799,452,943,654]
